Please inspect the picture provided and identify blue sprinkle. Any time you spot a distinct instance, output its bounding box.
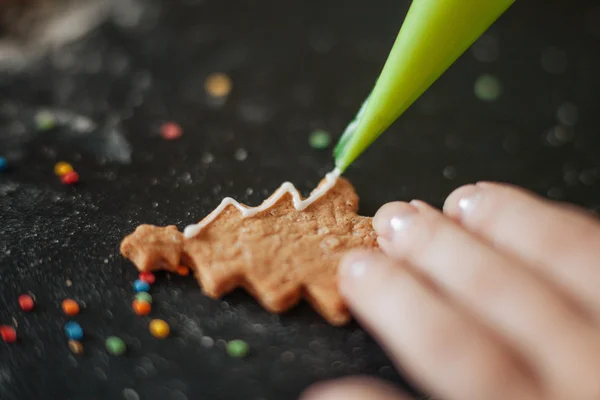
[64,321,84,341]
[133,279,151,293]
[0,157,7,172]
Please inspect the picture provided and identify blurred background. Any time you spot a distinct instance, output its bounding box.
[1,0,599,399]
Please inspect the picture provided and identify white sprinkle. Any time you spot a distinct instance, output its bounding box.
[471,34,498,63]
[442,166,457,180]
[200,336,214,348]
[123,388,140,400]
[541,47,568,74]
[234,148,248,161]
[201,153,214,164]
[556,102,578,126]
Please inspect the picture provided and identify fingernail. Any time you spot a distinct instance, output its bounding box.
[339,252,370,281]
[373,202,417,241]
[444,184,480,217]
[458,192,479,214]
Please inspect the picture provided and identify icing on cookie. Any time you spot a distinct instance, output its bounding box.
[183,168,341,238]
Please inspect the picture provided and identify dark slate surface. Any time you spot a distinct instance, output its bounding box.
[1,0,600,399]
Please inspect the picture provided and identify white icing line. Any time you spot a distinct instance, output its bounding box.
[183,168,341,239]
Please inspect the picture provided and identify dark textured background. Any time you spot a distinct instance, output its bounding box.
[1,0,600,399]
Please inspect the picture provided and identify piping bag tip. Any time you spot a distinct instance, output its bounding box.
[331,0,516,173]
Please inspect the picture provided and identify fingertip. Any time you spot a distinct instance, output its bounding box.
[301,377,408,400]
[373,202,417,238]
[338,250,384,297]
[443,184,478,219]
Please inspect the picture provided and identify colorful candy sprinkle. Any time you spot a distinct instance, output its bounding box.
[308,130,331,149]
[132,300,151,316]
[105,336,126,355]
[0,325,17,343]
[139,272,156,285]
[176,266,190,276]
[64,321,84,341]
[135,292,152,304]
[61,171,79,185]
[204,72,232,98]
[133,280,151,293]
[227,339,249,358]
[160,122,182,140]
[0,157,7,172]
[54,162,74,177]
[474,74,502,102]
[149,319,170,339]
[18,294,35,312]
[35,110,56,131]
[68,340,84,355]
[62,299,80,316]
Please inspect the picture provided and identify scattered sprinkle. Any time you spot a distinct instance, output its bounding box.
[149,319,170,339]
[66,279,73,287]
[139,272,156,284]
[61,171,80,185]
[105,336,126,355]
[541,46,568,74]
[68,340,84,355]
[62,299,80,316]
[135,292,152,304]
[309,130,331,149]
[0,157,7,172]
[54,162,74,177]
[132,300,152,316]
[0,325,17,343]
[18,294,35,312]
[176,266,190,276]
[201,152,214,164]
[35,110,56,131]
[133,280,151,293]
[227,339,249,358]
[160,122,183,140]
[64,321,84,341]
[201,336,214,348]
[556,102,578,126]
[474,74,502,102]
[204,72,233,98]
[123,388,141,400]
[234,148,248,161]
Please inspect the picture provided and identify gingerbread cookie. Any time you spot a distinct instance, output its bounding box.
[120,172,377,325]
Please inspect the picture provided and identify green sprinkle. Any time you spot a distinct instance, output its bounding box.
[105,336,126,356]
[135,292,152,304]
[227,339,249,358]
[309,130,331,150]
[35,110,56,131]
[474,74,502,102]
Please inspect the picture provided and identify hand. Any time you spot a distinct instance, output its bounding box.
[302,182,600,400]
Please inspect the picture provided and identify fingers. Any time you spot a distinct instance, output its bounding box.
[338,251,539,400]
[300,376,409,400]
[371,201,600,397]
[443,182,600,319]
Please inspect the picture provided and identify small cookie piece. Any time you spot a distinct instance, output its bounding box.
[120,177,378,325]
[120,225,183,273]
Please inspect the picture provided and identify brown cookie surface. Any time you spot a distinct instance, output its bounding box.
[120,177,378,325]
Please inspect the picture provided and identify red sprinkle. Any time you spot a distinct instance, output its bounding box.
[139,272,156,285]
[61,171,79,185]
[160,122,182,140]
[18,294,34,312]
[0,325,17,343]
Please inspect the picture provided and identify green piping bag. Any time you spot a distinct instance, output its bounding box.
[334,0,516,173]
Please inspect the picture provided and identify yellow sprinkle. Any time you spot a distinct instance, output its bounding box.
[54,162,74,177]
[68,340,84,355]
[204,73,232,98]
[149,319,170,339]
